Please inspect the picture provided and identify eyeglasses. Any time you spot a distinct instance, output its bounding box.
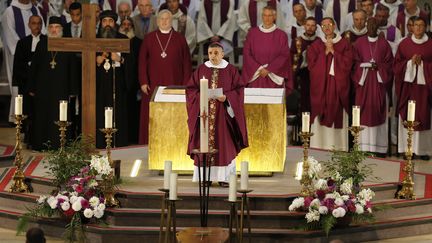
[321,23,334,29]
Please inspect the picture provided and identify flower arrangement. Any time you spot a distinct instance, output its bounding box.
[18,155,111,242]
[289,176,375,235]
[291,150,378,235]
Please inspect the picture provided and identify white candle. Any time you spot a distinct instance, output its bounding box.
[163,160,172,190]
[169,173,178,200]
[228,174,237,202]
[240,161,249,190]
[105,107,113,128]
[200,76,209,152]
[352,106,360,127]
[59,100,68,121]
[15,95,23,115]
[407,100,415,122]
[301,112,310,133]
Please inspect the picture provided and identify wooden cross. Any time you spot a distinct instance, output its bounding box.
[48,3,130,139]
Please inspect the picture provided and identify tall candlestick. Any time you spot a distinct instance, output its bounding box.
[352,106,360,127]
[407,100,415,122]
[228,174,237,202]
[59,100,67,121]
[169,173,178,200]
[200,76,209,152]
[163,160,172,189]
[302,112,310,133]
[105,107,113,128]
[240,161,249,190]
[15,95,23,115]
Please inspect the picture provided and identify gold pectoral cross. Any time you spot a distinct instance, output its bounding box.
[200,109,208,130]
[50,59,56,69]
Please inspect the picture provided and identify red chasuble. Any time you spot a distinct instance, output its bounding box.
[138,29,192,144]
[394,35,432,131]
[241,26,293,91]
[186,62,248,168]
[307,35,353,128]
[352,36,394,127]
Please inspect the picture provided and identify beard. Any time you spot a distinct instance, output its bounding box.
[100,25,117,38]
[48,29,63,38]
[119,29,135,39]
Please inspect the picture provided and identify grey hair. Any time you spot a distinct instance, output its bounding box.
[157,9,173,19]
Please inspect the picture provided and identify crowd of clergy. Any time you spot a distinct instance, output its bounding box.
[1,0,432,162]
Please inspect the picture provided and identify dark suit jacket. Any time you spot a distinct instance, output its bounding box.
[13,34,47,93]
[63,22,82,38]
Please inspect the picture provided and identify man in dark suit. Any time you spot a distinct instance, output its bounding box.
[12,15,45,146]
[63,1,82,38]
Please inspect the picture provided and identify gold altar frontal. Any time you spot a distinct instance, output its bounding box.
[148,93,286,172]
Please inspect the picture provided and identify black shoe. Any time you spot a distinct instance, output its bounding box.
[199,181,212,187]
[374,153,386,158]
[420,155,430,161]
[218,182,229,188]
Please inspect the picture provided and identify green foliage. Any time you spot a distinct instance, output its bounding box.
[324,148,380,190]
[321,214,337,236]
[43,136,96,188]
[63,213,86,243]
[16,204,57,236]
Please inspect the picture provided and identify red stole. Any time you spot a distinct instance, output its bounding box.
[204,0,229,28]
[249,0,277,28]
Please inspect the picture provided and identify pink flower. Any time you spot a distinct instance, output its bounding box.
[81,199,90,209]
[316,190,326,200]
[304,197,313,208]
[63,208,75,217]
[76,184,84,193]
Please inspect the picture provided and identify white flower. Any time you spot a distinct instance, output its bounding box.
[72,200,82,212]
[305,210,320,223]
[359,199,367,206]
[90,155,113,176]
[333,172,342,181]
[70,192,78,197]
[47,196,58,209]
[355,204,364,214]
[307,157,322,177]
[61,202,70,211]
[314,179,328,190]
[341,195,350,201]
[318,206,328,215]
[310,199,321,209]
[37,195,47,204]
[70,196,78,204]
[83,208,94,218]
[89,196,100,208]
[97,203,106,211]
[93,209,104,219]
[367,207,372,213]
[56,194,69,202]
[332,207,346,218]
[335,198,345,206]
[88,180,98,188]
[357,188,375,201]
[340,178,353,195]
[289,197,305,211]
[325,193,336,200]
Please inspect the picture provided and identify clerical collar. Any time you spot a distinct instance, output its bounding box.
[259,24,276,33]
[404,7,420,17]
[204,59,229,69]
[411,33,428,44]
[381,0,402,8]
[367,36,378,42]
[11,0,32,9]
[319,33,342,43]
[159,28,172,34]
[349,26,367,35]
[301,33,317,41]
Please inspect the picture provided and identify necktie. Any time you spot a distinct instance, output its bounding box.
[74,25,79,38]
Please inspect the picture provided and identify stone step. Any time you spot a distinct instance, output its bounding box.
[27,176,55,195]
[105,207,304,229]
[0,192,39,211]
[374,198,432,220]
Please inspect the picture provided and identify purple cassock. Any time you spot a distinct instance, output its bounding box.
[352,35,394,127]
[307,35,353,128]
[186,62,248,169]
[138,29,192,144]
[241,26,293,92]
[394,35,432,131]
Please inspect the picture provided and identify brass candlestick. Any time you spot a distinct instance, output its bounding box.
[299,132,314,197]
[237,189,253,243]
[9,115,30,193]
[159,188,169,243]
[99,127,119,207]
[397,120,419,200]
[54,120,71,151]
[348,126,365,150]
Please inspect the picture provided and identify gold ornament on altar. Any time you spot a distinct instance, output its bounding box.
[292,37,302,71]
[99,127,120,207]
[299,131,314,197]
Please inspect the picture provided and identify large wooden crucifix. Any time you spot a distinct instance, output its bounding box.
[48,3,130,139]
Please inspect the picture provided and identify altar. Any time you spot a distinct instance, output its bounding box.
[148,86,286,172]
